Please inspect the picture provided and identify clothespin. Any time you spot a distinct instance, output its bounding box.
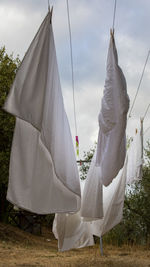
[50,6,53,23]
[48,1,53,24]
[76,136,79,157]
[110,28,115,38]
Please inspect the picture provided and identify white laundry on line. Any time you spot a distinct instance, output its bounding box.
[4,11,81,214]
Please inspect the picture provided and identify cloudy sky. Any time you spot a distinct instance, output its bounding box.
[0,0,150,157]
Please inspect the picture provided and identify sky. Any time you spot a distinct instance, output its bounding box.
[0,0,150,158]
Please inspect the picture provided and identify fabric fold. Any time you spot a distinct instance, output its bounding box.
[53,212,94,251]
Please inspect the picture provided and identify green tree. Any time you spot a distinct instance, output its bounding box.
[0,47,20,221]
[79,145,96,180]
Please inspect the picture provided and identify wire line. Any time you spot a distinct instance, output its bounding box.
[143,103,150,121]
[128,50,150,119]
[112,0,117,32]
[144,125,150,135]
[66,0,78,137]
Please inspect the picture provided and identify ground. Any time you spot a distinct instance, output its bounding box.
[0,222,150,267]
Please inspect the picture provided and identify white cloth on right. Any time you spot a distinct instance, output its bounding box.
[81,33,129,220]
[96,34,129,186]
[126,124,143,185]
[90,156,128,237]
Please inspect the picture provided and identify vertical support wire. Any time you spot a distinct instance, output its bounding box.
[112,0,117,33]
[128,50,150,119]
[66,0,78,138]
[143,104,150,135]
[140,118,144,159]
[48,0,50,12]
[144,125,150,135]
[100,236,103,256]
[143,103,150,121]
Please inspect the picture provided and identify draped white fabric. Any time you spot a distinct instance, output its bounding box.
[81,151,103,220]
[90,157,128,237]
[4,11,81,214]
[53,212,94,251]
[126,123,143,185]
[81,34,129,220]
[53,180,94,251]
[54,156,128,251]
[96,34,129,186]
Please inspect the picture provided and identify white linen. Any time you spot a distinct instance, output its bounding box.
[96,34,129,186]
[53,212,94,251]
[81,151,103,220]
[126,124,143,185]
[53,180,94,251]
[90,157,128,237]
[54,155,128,251]
[4,11,81,214]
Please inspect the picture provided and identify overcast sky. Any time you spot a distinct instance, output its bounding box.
[1,0,150,157]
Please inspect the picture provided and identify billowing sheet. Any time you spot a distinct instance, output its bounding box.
[4,11,81,214]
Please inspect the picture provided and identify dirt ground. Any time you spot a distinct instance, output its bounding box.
[0,222,150,267]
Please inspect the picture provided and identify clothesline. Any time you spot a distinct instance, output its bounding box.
[112,0,117,33]
[144,125,150,135]
[66,0,78,138]
[76,160,91,163]
[128,50,150,119]
[143,103,150,121]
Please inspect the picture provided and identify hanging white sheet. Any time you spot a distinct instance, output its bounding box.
[53,211,94,252]
[54,156,128,251]
[81,151,103,220]
[126,122,143,185]
[96,33,129,186]
[53,180,94,251]
[4,11,81,214]
[90,157,128,237]
[81,33,129,220]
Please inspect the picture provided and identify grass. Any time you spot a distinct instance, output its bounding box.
[0,222,150,267]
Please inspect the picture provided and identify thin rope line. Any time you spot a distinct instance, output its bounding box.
[140,118,144,158]
[128,50,150,119]
[66,0,78,137]
[143,103,150,121]
[48,0,50,12]
[144,125,150,135]
[112,0,117,32]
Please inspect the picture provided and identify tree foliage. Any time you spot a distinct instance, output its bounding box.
[0,47,20,221]
[79,145,96,180]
